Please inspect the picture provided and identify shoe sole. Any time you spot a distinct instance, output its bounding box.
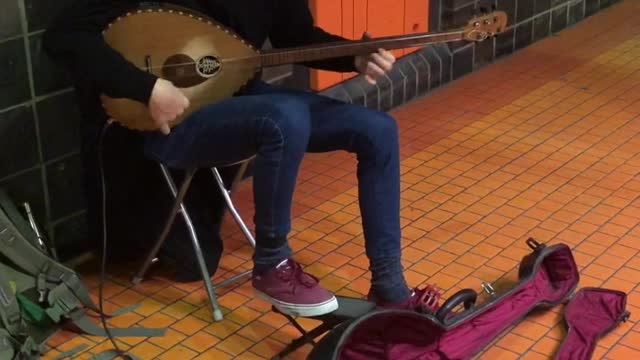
[254,290,339,317]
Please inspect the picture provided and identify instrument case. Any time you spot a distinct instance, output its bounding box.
[305,238,630,360]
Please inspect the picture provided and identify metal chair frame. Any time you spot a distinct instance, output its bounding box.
[131,158,256,321]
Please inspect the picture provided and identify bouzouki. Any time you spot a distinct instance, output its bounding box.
[101,3,507,131]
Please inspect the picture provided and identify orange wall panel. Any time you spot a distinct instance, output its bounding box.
[367,0,406,59]
[342,0,355,40]
[309,0,344,90]
[309,0,430,91]
[342,0,370,83]
[353,0,369,40]
[404,0,430,55]
[341,0,357,82]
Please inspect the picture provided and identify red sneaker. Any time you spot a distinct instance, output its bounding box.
[253,259,339,317]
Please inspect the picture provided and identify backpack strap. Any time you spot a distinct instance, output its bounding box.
[0,206,118,317]
[53,344,90,360]
[0,190,168,359]
[87,349,142,360]
[0,266,24,336]
[0,328,42,360]
[0,330,16,360]
[69,309,165,338]
[43,280,165,338]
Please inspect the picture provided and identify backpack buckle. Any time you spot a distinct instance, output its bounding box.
[36,274,47,303]
[36,263,52,304]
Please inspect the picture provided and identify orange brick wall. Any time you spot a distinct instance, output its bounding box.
[309,0,430,91]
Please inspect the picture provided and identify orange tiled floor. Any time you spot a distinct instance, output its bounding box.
[45,1,640,359]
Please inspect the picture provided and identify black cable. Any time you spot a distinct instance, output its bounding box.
[97,119,132,359]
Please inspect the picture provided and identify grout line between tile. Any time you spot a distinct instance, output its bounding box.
[16,0,53,240]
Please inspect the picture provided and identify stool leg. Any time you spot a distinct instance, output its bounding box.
[133,166,224,321]
[132,167,196,285]
[211,167,256,247]
[171,175,224,322]
[209,166,255,319]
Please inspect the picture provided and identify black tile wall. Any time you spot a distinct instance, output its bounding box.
[517,0,535,23]
[495,27,515,58]
[585,0,599,16]
[569,1,585,26]
[29,33,72,96]
[449,0,475,7]
[552,4,569,33]
[474,37,495,68]
[535,0,552,14]
[377,75,394,112]
[429,0,443,31]
[0,0,22,39]
[442,2,477,30]
[0,0,622,261]
[496,0,517,26]
[322,86,352,104]
[388,69,407,109]
[0,105,39,178]
[413,52,434,93]
[448,39,471,53]
[515,19,534,50]
[24,0,72,32]
[53,214,90,261]
[534,12,552,41]
[600,0,613,7]
[342,80,366,106]
[0,168,46,224]
[364,82,380,110]
[36,91,82,161]
[453,45,474,80]
[476,0,498,11]
[46,153,85,220]
[0,39,31,109]
[397,59,418,102]
[433,45,453,84]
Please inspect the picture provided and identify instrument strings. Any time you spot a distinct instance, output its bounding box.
[137,30,466,71]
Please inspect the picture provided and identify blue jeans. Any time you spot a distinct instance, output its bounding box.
[143,81,410,303]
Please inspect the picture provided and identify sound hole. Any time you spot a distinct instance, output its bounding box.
[162,54,209,88]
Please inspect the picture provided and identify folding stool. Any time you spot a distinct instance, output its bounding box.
[131,157,256,321]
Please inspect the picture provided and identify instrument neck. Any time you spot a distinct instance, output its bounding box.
[260,30,465,67]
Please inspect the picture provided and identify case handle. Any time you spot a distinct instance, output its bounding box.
[435,288,477,324]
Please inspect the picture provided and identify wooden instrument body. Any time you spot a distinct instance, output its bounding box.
[102,5,262,131]
[101,4,507,131]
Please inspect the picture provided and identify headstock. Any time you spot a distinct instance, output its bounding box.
[463,10,508,41]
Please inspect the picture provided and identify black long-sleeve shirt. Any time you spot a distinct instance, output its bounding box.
[43,0,357,117]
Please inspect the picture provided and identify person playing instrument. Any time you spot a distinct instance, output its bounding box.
[44,0,435,317]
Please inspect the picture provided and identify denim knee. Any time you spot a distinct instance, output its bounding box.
[356,112,399,159]
[251,97,311,239]
[371,113,399,143]
[258,98,311,154]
